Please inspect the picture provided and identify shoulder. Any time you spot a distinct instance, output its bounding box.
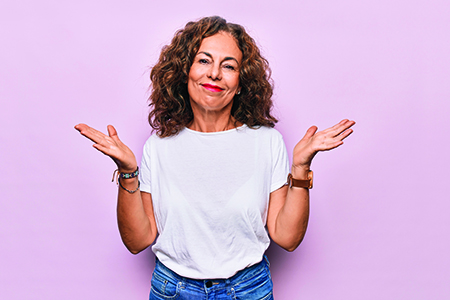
[142,133,158,149]
[241,126,286,153]
[245,125,284,140]
[144,129,187,145]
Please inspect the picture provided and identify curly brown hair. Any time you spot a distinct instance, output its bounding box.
[148,16,277,137]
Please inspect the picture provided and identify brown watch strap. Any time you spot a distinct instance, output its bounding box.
[287,171,313,189]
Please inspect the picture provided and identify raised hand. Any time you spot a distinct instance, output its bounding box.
[292,119,355,169]
[74,124,137,172]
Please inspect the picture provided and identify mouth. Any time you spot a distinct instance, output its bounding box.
[201,84,224,92]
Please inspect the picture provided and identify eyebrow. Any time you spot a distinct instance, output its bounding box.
[197,51,239,64]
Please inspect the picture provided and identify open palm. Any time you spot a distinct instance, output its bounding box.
[74,124,137,172]
[293,119,355,168]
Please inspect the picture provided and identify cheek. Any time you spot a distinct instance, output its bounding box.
[230,76,240,89]
[188,65,203,82]
[187,81,196,98]
[187,71,199,91]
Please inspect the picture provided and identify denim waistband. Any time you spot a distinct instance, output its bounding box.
[154,256,269,289]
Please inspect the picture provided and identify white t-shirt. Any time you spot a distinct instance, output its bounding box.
[140,125,289,279]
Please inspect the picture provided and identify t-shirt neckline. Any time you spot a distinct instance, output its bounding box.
[184,124,247,135]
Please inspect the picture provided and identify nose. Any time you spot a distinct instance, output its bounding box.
[207,62,222,81]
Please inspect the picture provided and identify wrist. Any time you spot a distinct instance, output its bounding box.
[119,176,138,184]
[291,164,311,179]
[112,167,139,185]
[115,167,140,194]
[118,165,138,174]
[118,177,140,194]
[287,169,314,189]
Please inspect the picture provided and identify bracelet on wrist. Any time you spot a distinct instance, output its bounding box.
[112,167,140,193]
[112,167,139,184]
[118,177,140,194]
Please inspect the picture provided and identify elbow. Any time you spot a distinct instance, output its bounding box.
[122,236,154,255]
[129,249,140,255]
[129,248,143,255]
[269,218,309,253]
[126,243,150,255]
[127,245,143,255]
[281,241,301,252]
[273,234,305,252]
[284,246,297,252]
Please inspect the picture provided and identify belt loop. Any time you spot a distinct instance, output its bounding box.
[263,255,270,267]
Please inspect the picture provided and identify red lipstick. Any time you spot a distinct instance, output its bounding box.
[202,84,224,92]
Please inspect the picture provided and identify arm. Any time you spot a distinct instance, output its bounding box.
[75,124,158,254]
[266,119,355,252]
[117,187,157,254]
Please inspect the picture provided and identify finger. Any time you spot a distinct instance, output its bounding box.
[75,124,103,140]
[318,128,353,151]
[107,125,118,137]
[319,120,345,136]
[316,140,344,151]
[337,128,354,141]
[74,123,88,132]
[108,125,125,144]
[303,125,318,140]
[330,120,355,137]
[328,119,348,130]
[88,129,110,144]
[75,123,102,135]
[327,140,344,150]
[75,124,109,144]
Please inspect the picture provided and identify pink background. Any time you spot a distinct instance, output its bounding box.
[1,0,449,299]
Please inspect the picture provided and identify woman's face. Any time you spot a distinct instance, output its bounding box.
[187,32,242,114]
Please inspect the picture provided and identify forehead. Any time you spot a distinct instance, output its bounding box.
[197,32,242,62]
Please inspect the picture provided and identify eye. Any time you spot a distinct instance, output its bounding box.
[223,64,236,71]
[199,58,209,64]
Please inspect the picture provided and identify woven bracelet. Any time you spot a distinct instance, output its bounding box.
[112,167,139,184]
[120,167,139,179]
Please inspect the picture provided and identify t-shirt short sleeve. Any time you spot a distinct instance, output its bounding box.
[270,131,290,192]
[139,138,152,194]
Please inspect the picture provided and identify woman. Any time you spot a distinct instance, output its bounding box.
[75,16,354,299]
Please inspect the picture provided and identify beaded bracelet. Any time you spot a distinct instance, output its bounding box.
[112,167,140,193]
[112,167,139,184]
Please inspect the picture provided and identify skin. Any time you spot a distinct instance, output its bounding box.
[74,124,156,253]
[75,32,355,254]
[267,119,355,251]
[187,32,243,132]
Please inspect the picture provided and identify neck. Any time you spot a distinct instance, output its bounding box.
[189,114,238,133]
[188,103,241,133]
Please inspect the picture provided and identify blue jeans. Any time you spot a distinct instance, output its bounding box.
[149,256,274,300]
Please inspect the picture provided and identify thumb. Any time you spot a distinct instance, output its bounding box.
[302,125,318,140]
[107,125,118,138]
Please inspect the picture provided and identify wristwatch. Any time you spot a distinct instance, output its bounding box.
[287,171,313,189]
